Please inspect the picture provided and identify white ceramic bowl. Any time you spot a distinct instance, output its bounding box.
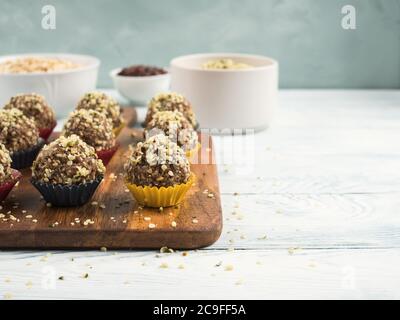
[170,53,279,131]
[110,68,171,105]
[0,53,100,119]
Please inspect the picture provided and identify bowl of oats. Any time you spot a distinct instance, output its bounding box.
[170,53,278,131]
[0,53,100,119]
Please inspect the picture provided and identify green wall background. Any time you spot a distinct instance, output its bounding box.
[0,0,399,88]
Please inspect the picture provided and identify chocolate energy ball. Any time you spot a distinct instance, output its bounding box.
[0,143,12,184]
[32,134,105,185]
[145,92,196,127]
[118,65,167,77]
[76,92,123,129]
[4,93,56,129]
[124,134,191,188]
[146,110,198,152]
[0,108,39,154]
[63,109,116,152]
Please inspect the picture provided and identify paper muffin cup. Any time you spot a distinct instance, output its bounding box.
[0,169,22,202]
[96,143,119,166]
[31,176,103,207]
[113,122,126,137]
[125,174,195,208]
[39,121,57,141]
[11,138,45,170]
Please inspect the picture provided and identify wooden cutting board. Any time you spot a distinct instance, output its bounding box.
[0,107,223,249]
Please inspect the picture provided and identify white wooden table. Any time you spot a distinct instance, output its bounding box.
[1,90,400,300]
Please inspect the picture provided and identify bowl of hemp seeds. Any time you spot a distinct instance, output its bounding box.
[0,53,100,119]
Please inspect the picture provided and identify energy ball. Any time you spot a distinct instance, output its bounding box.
[76,92,123,129]
[0,108,39,153]
[4,93,56,129]
[32,134,105,185]
[0,143,12,184]
[124,134,191,188]
[63,109,116,152]
[145,110,198,152]
[145,92,196,127]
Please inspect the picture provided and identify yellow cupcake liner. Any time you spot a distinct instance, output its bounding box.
[186,143,201,159]
[125,174,195,208]
[113,122,126,137]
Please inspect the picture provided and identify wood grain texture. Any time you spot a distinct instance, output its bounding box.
[1,90,400,300]
[1,249,400,300]
[0,108,223,249]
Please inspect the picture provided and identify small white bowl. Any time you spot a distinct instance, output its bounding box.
[110,68,171,105]
[170,53,279,131]
[0,53,100,119]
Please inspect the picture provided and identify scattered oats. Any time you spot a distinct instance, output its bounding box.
[203,189,209,194]
[148,223,156,229]
[134,210,139,214]
[91,201,98,206]
[99,204,106,209]
[288,247,301,255]
[171,221,177,228]
[144,217,151,222]
[159,263,169,269]
[70,222,75,226]
[178,264,185,269]
[124,189,130,193]
[122,219,127,224]
[258,235,268,240]
[192,218,199,224]
[160,247,174,254]
[100,247,107,252]
[46,202,52,207]
[182,252,188,257]
[224,265,234,271]
[3,292,13,300]
[83,219,95,226]
[25,215,33,219]
[22,210,27,214]
[207,193,215,199]
[159,207,164,212]
[32,219,38,223]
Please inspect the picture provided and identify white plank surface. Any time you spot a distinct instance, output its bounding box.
[1,90,400,300]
